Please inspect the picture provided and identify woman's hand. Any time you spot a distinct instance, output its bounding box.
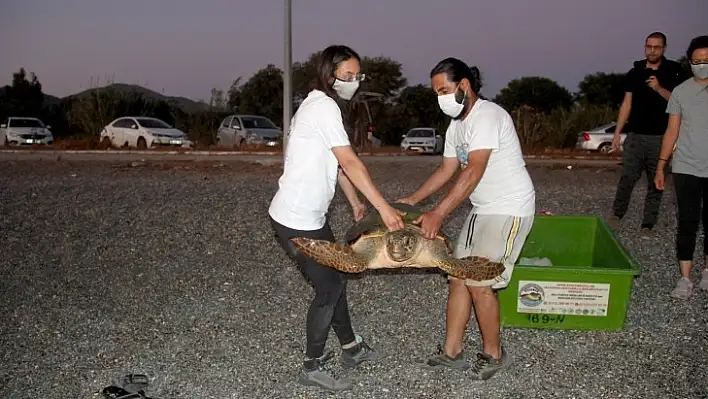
[351,201,367,222]
[654,169,665,191]
[378,204,405,231]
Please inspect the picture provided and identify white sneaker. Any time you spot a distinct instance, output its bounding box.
[670,277,693,300]
[698,269,708,291]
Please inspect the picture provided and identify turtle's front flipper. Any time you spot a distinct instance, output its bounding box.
[432,256,505,281]
[290,237,369,273]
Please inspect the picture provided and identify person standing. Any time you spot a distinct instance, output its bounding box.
[608,32,691,235]
[397,58,535,380]
[268,44,404,391]
[654,35,708,300]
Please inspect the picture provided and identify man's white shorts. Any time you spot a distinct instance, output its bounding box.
[449,211,534,290]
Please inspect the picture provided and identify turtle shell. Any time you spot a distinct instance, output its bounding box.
[342,202,450,251]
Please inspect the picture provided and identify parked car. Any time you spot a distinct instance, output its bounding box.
[400,127,443,154]
[575,122,628,153]
[216,114,282,148]
[99,117,193,149]
[0,117,54,146]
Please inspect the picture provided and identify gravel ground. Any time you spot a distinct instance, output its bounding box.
[0,158,706,399]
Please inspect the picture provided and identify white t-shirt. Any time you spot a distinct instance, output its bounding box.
[443,99,535,217]
[268,90,351,230]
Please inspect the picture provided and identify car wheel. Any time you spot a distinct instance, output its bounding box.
[137,137,147,149]
[100,136,112,149]
[598,143,611,153]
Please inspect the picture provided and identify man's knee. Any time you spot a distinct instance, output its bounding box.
[467,284,496,300]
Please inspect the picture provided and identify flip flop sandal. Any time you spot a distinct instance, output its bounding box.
[121,374,149,394]
[101,385,151,399]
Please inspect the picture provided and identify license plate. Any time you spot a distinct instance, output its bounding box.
[169,140,182,145]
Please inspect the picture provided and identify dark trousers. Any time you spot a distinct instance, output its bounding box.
[673,173,708,261]
[612,134,664,228]
[269,216,356,359]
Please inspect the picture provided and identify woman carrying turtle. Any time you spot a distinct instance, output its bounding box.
[268,44,404,391]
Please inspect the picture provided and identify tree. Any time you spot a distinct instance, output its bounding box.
[575,72,626,108]
[375,84,447,144]
[236,64,284,126]
[1,68,45,118]
[493,76,574,114]
[226,77,242,111]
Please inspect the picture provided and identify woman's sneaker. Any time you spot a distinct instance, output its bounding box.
[298,351,352,391]
[340,334,384,369]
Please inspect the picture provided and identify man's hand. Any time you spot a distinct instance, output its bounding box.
[351,201,367,222]
[611,133,622,152]
[395,196,417,206]
[646,76,662,91]
[654,169,666,191]
[379,204,406,231]
[412,211,445,240]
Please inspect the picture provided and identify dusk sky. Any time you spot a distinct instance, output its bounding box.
[1,0,705,102]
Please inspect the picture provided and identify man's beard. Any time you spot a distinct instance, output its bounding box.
[452,90,471,120]
[646,55,662,65]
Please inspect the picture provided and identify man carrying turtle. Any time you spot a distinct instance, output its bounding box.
[397,58,536,380]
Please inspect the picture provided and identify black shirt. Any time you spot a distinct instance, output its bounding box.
[623,57,691,135]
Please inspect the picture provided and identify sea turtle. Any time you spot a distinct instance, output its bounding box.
[290,203,505,281]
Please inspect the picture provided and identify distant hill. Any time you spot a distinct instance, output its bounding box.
[63,83,209,112]
[0,85,61,106]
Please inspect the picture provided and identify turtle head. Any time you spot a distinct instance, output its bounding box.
[384,230,418,262]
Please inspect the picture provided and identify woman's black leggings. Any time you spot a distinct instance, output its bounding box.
[673,173,708,261]
[270,216,356,359]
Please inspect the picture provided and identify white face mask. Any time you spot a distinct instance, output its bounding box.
[437,88,465,118]
[691,63,708,79]
[332,79,360,100]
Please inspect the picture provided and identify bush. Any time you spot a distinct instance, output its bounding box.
[512,104,617,151]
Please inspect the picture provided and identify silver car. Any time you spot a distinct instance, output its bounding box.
[216,114,282,148]
[1,117,54,146]
[575,122,628,153]
[400,128,443,154]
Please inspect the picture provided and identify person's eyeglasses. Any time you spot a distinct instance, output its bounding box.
[690,59,708,65]
[644,45,664,51]
[336,73,366,82]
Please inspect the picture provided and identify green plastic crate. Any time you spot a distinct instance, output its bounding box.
[497,215,640,331]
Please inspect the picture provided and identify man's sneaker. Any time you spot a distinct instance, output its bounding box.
[469,347,511,380]
[298,351,353,391]
[669,277,693,300]
[340,334,383,369]
[422,344,469,370]
[607,215,621,230]
[698,269,708,291]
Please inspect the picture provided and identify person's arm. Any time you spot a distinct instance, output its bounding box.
[615,92,633,135]
[338,168,363,208]
[332,146,390,211]
[404,157,459,205]
[313,100,392,212]
[431,111,500,218]
[657,92,682,170]
[431,149,492,218]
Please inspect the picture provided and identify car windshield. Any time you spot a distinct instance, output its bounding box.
[9,118,44,128]
[136,118,171,129]
[407,129,434,138]
[241,116,277,130]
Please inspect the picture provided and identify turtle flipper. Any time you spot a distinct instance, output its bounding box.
[290,237,369,273]
[432,256,505,281]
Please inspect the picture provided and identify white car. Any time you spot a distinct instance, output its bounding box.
[100,117,193,149]
[216,114,283,148]
[576,122,628,153]
[400,128,443,154]
[0,117,54,146]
